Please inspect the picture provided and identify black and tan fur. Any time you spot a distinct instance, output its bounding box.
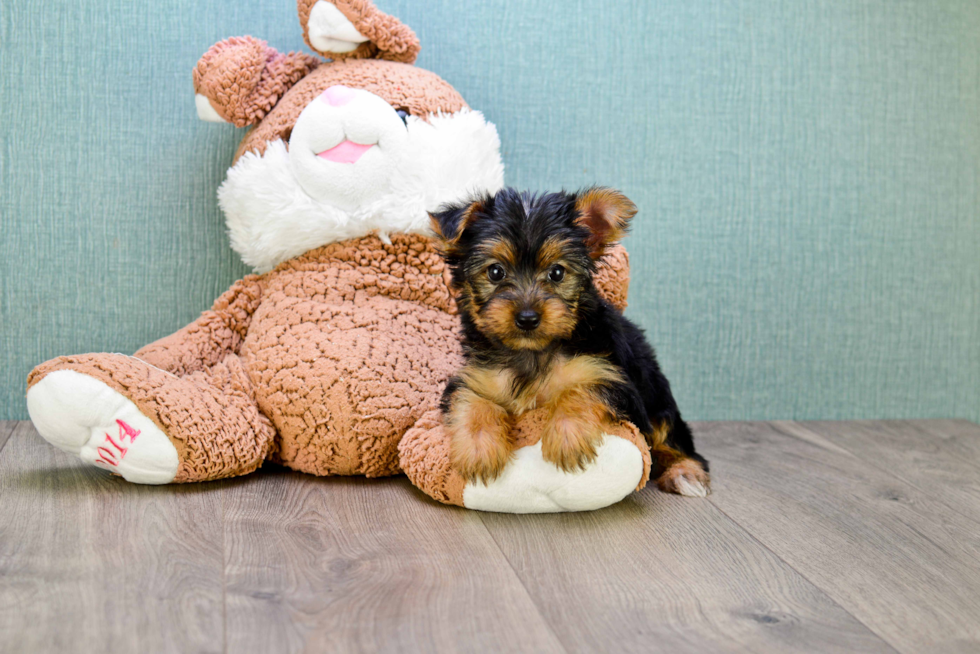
[431,187,710,496]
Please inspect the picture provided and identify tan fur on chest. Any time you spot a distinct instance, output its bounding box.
[459,354,623,416]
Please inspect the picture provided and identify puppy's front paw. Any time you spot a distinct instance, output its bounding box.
[447,394,513,485]
[541,412,604,474]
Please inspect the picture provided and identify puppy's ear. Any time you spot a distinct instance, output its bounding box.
[429,198,486,250]
[574,188,637,259]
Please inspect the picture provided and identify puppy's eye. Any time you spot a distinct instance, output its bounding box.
[487,264,506,282]
[548,264,565,283]
[395,109,409,125]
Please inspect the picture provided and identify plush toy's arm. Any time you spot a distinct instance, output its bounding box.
[193,37,320,127]
[134,276,264,377]
[400,407,651,512]
[594,243,631,311]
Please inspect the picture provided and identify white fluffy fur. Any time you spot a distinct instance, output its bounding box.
[218,109,505,273]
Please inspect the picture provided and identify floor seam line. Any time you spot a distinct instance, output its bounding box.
[705,495,902,654]
[0,422,19,457]
[475,513,572,654]
[221,479,228,654]
[774,420,980,529]
[702,420,910,654]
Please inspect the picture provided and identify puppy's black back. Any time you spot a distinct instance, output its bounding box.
[568,296,706,469]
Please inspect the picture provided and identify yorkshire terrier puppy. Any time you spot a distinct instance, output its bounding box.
[430,187,710,497]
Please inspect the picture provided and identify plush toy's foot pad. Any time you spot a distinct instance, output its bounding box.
[463,436,644,513]
[399,409,652,514]
[27,369,179,484]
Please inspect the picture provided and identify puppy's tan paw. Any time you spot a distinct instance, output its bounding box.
[448,394,513,485]
[657,458,711,497]
[541,413,603,474]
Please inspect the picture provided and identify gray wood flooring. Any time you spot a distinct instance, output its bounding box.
[1,419,978,653]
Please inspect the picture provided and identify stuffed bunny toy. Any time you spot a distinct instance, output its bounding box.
[26,0,650,512]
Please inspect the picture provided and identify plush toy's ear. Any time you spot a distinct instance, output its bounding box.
[193,37,320,128]
[574,187,637,259]
[429,198,487,251]
[299,0,421,64]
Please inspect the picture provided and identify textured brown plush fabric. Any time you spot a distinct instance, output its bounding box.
[594,244,630,312]
[241,234,462,477]
[28,353,277,483]
[27,236,632,484]
[397,408,465,504]
[28,0,641,504]
[298,0,421,63]
[234,59,467,160]
[398,408,652,508]
[193,37,320,128]
[135,276,264,376]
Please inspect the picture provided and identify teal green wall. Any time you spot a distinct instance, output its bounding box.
[2,1,978,421]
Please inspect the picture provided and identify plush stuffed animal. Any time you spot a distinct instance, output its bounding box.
[25,0,650,512]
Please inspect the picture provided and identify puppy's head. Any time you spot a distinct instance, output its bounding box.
[431,187,636,351]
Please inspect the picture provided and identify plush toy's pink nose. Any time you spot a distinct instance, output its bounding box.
[321,85,356,107]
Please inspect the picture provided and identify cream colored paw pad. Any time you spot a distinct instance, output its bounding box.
[462,435,644,513]
[27,370,179,484]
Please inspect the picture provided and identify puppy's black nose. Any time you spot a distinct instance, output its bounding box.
[515,310,541,331]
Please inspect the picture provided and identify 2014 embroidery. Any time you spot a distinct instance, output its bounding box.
[94,420,141,467]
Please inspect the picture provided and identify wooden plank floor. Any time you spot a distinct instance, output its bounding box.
[2,419,978,654]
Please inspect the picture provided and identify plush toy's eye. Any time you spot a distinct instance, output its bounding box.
[548,264,565,283]
[395,109,409,125]
[487,264,506,283]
